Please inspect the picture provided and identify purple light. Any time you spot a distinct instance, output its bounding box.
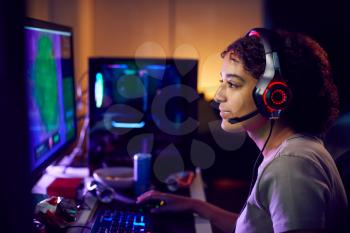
[108,64,128,69]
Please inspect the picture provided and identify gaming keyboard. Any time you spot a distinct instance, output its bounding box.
[91,209,152,233]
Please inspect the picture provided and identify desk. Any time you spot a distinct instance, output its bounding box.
[33,166,212,233]
[190,168,213,233]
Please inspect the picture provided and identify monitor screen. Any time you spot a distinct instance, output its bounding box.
[24,18,77,182]
[89,58,198,132]
[88,58,198,173]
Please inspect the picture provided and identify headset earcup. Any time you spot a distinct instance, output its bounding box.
[253,81,291,119]
[264,82,291,112]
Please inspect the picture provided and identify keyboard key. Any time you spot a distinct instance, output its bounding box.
[91,209,152,233]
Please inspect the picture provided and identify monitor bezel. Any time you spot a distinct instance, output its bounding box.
[25,18,78,185]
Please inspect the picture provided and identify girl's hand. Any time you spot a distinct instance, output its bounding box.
[136,190,195,213]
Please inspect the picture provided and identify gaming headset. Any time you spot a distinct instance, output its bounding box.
[228,28,292,124]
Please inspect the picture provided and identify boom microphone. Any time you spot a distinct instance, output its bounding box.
[228,110,259,124]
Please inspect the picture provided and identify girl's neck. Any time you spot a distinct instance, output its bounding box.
[247,120,296,158]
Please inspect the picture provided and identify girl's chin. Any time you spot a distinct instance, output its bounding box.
[221,120,245,133]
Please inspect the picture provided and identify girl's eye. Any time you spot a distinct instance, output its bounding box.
[219,79,241,88]
[228,82,240,88]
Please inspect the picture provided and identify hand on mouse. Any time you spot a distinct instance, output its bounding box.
[136,190,194,213]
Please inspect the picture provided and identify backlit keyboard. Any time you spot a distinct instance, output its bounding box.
[91,209,152,233]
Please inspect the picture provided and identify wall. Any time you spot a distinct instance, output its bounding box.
[26,0,262,100]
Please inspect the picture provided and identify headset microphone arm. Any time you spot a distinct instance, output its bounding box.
[228,110,259,124]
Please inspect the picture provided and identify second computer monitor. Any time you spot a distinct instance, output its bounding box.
[89,58,198,132]
[88,57,198,169]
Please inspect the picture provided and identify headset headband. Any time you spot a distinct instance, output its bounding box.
[247,28,290,119]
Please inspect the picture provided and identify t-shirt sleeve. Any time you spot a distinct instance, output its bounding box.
[257,155,330,233]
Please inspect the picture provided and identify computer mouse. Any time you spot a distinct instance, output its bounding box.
[136,199,166,213]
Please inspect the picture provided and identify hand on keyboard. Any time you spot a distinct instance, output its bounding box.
[136,190,193,213]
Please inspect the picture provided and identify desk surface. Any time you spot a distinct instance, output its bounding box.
[33,166,212,233]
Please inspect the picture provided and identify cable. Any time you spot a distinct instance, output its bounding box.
[59,117,89,170]
[247,119,275,196]
[76,70,89,114]
[76,70,88,87]
[76,115,88,121]
[238,120,275,217]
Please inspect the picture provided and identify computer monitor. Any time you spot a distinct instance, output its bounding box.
[24,18,77,183]
[89,58,197,130]
[88,58,198,172]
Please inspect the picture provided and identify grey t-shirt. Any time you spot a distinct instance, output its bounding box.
[235,135,348,233]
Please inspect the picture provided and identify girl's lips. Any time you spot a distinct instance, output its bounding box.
[220,111,231,119]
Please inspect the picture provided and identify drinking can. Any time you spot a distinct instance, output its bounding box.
[133,153,152,195]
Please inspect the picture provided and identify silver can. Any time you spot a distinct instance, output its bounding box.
[133,153,152,195]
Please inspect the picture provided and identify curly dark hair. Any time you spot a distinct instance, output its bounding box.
[221,29,339,136]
